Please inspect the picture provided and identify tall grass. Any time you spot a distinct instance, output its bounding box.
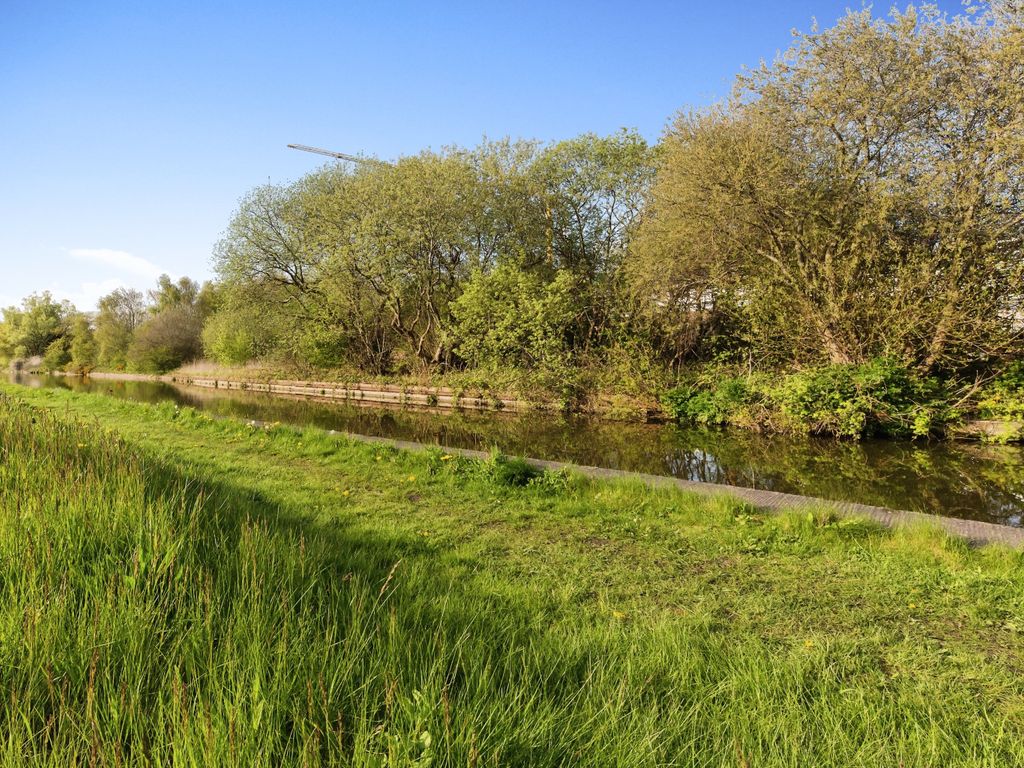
[2,389,1023,766]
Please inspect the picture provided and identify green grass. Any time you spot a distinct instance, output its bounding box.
[2,383,1024,766]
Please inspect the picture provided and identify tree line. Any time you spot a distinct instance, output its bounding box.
[0,276,218,374]
[3,4,1022,402]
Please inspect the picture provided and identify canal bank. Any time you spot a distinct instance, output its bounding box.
[8,374,1024,547]
[12,372,1024,530]
[265,419,1024,549]
[67,369,661,420]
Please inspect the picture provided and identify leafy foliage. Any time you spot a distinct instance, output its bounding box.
[41,335,70,372]
[772,361,956,439]
[95,287,146,369]
[202,304,279,365]
[662,376,758,428]
[978,363,1024,421]
[128,304,205,373]
[634,4,1024,373]
[0,292,73,360]
[452,264,581,372]
[124,274,217,373]
[664,360,958,438]
[213,133,654,376]
[67,314,97,373]
[4,4,1024,440]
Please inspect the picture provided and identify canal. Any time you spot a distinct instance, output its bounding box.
[10,372,1024,527]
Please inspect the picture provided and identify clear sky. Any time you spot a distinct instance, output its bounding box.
[0,0,962,312]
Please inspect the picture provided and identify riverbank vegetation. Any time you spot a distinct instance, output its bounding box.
[2,3,1022,437]
[3,383,1024,765]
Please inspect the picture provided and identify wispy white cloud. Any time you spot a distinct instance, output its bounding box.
[67,248,168,280]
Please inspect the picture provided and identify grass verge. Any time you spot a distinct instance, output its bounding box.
[2,383,1023,766]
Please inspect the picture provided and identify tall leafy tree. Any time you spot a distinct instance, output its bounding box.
[128,276,216,373]
[68,314,98,373]
[96,288,147,369]
[0,292,74,360]
[634,3,1024,372]
[214,134,655,373]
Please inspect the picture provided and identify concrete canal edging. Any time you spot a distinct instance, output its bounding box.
[26,371,1024,547]
[273,421,1024,550]
[78,371,538,414]
[57,372,1023,436]
[181,377,535,413]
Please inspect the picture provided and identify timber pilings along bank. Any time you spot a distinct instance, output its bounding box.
[174,377,533,413]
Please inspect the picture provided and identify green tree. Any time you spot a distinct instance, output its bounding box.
[42,337,70,372]
[201,303,278,365]
[95,288,146,369]
[633,3,1024,373]
[537,130,654,281]
[128,305,204,373]
[148,275,200,313]
[214,134,655,374]
[68,315,98,373]
[127,275,214,373]
[452,264,582,371]
[0,293,74,360]
[217,149,496,371]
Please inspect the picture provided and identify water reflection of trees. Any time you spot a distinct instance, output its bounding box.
[21,374,1024,526]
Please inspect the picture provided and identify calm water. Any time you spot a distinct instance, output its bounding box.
[10,372,1024,527]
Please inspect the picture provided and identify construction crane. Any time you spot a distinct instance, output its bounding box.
[287,143,385,165]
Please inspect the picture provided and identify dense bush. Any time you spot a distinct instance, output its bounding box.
[0,293,73,360]
[202,305,279,366]
[128,305,204,373]
[664,360,958,439]
[41,336,70,372]
[662,376,760,428]
[772,361,955,439]
[977,363,1024,421]
[452,265,581,372]
[634,4,1024,373]
[67,315,97,373]
[95,288,145,369]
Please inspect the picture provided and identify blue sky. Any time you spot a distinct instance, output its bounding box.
[0,0,962,311]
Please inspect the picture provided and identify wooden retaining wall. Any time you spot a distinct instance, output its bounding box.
[172,376,536,414]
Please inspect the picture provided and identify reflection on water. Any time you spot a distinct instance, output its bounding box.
[10,372,1024,528]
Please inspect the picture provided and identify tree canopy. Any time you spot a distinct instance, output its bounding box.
[633,2,1024,373]
[3,2,1021,394]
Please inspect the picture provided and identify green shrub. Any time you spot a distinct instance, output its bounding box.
[771,360,955,438]
[68,315,97,373]
[42,336,70,372]
[977,363,1024,421]
[664,360,957,439]
[127,305,204,374]
[202,305,278,365]
[485,453,542,487]
[452,265,582,376]
[662,376,756,427]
